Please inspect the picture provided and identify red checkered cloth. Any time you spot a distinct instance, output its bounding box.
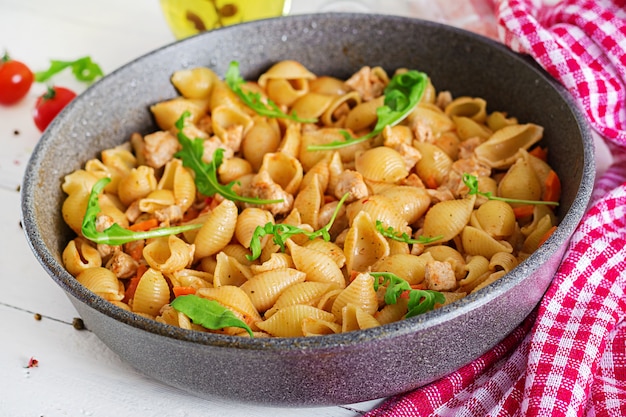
[366,0,626,415]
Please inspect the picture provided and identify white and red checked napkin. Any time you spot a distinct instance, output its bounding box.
[367,0,626,415]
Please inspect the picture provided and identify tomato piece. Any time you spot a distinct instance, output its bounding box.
[0,54,34,105]
[32,86,77,132]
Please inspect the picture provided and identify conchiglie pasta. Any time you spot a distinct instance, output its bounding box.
[240,268,306,313]
[256,305,336,337]
[422,194,476,243]
[131,268,171,316]
[193,199,238,261]
[76,267,124,301]
[331,273,378,322]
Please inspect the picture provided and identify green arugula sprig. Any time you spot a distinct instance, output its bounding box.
[81,177,203,246]
[170,295,253,337]
[174,111,283,205]
[463,173,559,206]
[371,272,445,318]
[307,69,428,151]
[375,220,442,245]
[35,56,104,83]
[246,192,350,261]
[225,61,317,123]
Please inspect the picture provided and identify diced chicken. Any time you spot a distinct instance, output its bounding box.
[334,170,369,203]
[411,119,434,143]
[106,251,139,279]
[219,124,245,153]
[458,137,483,160]
[202,136,235,163]
[243,171,294,216]
[143,130,180,169]
[401,173,426,188]
[424,261,457,291]
[393,142,422,172]
[345,66,386,102]
[94,214,119,259]
[125,200,142,223]
[426,186,456,203]
[155,204,184,226]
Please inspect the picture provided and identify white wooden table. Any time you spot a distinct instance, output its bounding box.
[0,0,613,415]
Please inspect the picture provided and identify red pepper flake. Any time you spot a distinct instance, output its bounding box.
[25,357,39,368]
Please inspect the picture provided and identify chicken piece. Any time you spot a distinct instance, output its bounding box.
[334,170,369,203]
[458,137,483,160]
[393,142,422,172]
[411,118,435,143]
[426,186,455,203]
[95,214,119,260]
[345,66,386,102]
[219,124,245,153]
[143,130,180,169]
[243,171,294,216]
[155,204,184,226]
[424,261,457,291]
[202,136,235,163]
[106,251,139,279]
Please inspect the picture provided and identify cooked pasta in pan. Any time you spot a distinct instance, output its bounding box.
[60,60,561,338]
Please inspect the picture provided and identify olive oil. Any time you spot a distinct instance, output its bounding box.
[160,0,290,39]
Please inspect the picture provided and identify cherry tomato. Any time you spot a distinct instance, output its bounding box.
[0,54,34,105]
[32,86,77,132]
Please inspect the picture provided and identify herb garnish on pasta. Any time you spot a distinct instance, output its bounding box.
[225,61,318,123]
[81,177,203,245]
[170,295,254,337]
[307,69,428,151]
[174,112,283,205]
[371,272,445,318]
[246,192,350,261]
[463,173,559,206]
[375,220,442,245]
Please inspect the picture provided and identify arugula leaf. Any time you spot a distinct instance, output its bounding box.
[81,177,203,245]
[173,112,283,205]
[371,272,445,318]
[375,220,441,245]
[170,295,253,337]
[246,192,350,261]
[307,69,428,151]
[463,173,559,206]
[35,56,104,83]
[225,61,317,123]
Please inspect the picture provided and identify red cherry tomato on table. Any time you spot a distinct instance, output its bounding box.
[0,53,34,105]
[32,86,77,132]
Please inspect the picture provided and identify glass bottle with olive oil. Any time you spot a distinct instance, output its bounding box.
[160,0,291,39]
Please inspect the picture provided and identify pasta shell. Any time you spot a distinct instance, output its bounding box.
[331,273,378,322]
[287,240,346,288]
[76,267,123,301]
[497,156,542,205]
[62,189,91,234]
[474,123,543,169]
[256,305,336,338]
[293,174,323,230]
[309,76,348,96]
[150,97,210,131]
[291,92,335,121]
[218,157,253,185]
[213,252,253,287]
[423,245,466,279]
[473,200,516,238]
[197,285,262,327]
[355,146,408,183]
[375,298,409,325]
[303,239,346,269]
[98,193,129,229]
[63,238,102,277]
[341,304,380,332]
[413,141,453,188]
[422,194,476,243]
[138,189,175,214]
[489,252,519,273]
[301,317,341,336]
[258,60,316,88]
[371,252,435,286]
[277,122,302,158]
[235,207,274,249]
[458,255,490,287]
[259,152,303,195]
[409,104,455,136]
[242,117,281,172]
[210,79,247,112]
[193,199,238,261]
[345,96,385,133]
[143,235,194,274]
[212,105,254,145]
[486,111,518,131]
[265,282,336,318]
[131,268,170,316]
[445,96,487,123]
[240,268,306,313]
[250,252,294,274]
[157,159,196,212]
[219,243,254,266]
[461,226,514,258]
[321,91,361,127]
[346,194,409,233]
[522,214,555,254]
[379,185,431,225]
[344,211,390,273]
[170,67,219,99]
[452,116,492,141]
[117,165,157,207]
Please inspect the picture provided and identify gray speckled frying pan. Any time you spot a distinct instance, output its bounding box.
[21,13,595,407]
